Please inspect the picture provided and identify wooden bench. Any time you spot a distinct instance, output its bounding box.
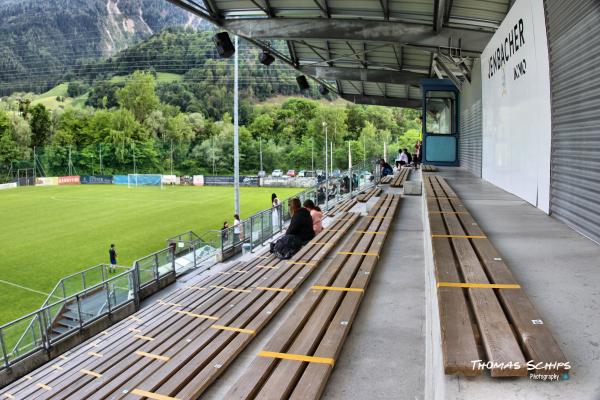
[356,187,381,203]
[421,164,437,172]
[380,175,392,184]
[423,175,568,377]
[226,194,401,400]
[390,167,410,188]
[0,213,360,400]
[327,197,357,217]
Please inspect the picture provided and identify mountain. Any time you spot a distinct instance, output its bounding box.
[0,0,210,95]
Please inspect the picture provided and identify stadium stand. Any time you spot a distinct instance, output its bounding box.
[225,194,401,399]
[379,175,392,184]
[0,213,359,400]
[390,167,411,188]
[421,164,437,172]
[423,175,568,377]
[356,187,381,203]
[326,197,357,217]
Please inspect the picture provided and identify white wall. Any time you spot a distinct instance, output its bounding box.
[481,0,551,213]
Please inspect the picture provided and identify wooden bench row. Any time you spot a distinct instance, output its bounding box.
[0,213,360,400]
[327,197,357,217]
[421,164,437,172]
[226,194,401,399]
[356,187,381,203]
[379,175,392,184]
[390,167,411,188]
[423,175,568,377]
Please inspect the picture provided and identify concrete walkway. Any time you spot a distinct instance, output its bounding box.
[430,168,600,400]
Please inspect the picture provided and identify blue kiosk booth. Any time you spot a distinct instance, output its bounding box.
[420,79,460,166]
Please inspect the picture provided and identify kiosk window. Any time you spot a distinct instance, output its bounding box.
[425,91,456,134]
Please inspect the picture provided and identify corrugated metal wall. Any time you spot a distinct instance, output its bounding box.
[459,60,482,177]
[545,0,600,243]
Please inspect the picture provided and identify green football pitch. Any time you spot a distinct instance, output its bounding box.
[0,185,300,325]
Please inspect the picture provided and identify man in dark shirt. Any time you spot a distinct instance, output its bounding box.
[286,198,315,244]
[109,244,117,273]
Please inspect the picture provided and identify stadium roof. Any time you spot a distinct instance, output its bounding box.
[168,0,513,107]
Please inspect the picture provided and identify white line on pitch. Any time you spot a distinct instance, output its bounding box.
[0,279,50,296]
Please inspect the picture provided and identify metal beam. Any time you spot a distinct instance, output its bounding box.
[221,18,493,54]
[433,0,446,32]
[340,94,421,108]
[434,56,462,90]
[299,65,428,85]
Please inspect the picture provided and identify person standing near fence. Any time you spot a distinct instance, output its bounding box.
[233,214,241,243]
[109,244,117,273]
[271,193,280,230]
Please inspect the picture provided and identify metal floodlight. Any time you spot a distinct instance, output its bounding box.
[259,51,275,66]
[296,75,310,91]
[318,84,329,96]
[213,32,235,58]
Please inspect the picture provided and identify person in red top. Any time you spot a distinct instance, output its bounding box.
[303,199,323,235]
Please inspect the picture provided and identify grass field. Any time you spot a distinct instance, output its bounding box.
[0,185,299,325]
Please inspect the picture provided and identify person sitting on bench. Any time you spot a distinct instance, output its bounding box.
[271,198,315,259]
[286,197,315,244]
[303,199,323,235]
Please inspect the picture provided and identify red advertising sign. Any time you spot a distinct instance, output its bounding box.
[58,176,81,185]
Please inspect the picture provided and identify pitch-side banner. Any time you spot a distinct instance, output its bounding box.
[193,175,204,186]
[58,176,81,185]
[0,182,17,190]
[80,175,113,184]
[161,175,178,185]
[35,177,59,186]
[203,176,259,186]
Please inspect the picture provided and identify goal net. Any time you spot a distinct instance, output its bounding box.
[128,174,163,188]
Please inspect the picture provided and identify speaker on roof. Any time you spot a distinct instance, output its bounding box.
[296,75,310,91]
[259,52,275,66]
[213,32,235,58]
[318,84,329,96]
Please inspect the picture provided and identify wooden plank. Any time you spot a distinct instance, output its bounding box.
[431,178,527,377]
[11,260,256,399]
[434,178,569,375]
[225,195,400,399]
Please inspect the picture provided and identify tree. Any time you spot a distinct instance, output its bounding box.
[116,71,160,123]
[248,114,274,139]
[29,104,52,148]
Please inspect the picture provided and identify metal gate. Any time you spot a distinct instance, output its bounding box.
[545,0,600,243]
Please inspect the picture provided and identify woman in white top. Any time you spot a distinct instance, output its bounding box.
[271,193,280,231]
[233,214,241,243]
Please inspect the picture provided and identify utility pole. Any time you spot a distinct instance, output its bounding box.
[212,137,216,175]
[259,137,263,173]
[133,144,137,176]
[311,139,314,172]
[348,141,352,195]
[233,35,240,216]
[170,139,174,175]
[68,145,73,176]
[323,121,328,212]
[99,144,103,175]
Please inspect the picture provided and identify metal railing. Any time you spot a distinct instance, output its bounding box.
[133,247,176,290]
[8,263,125,362]
[0,268,135,369]
[0,161,381,371]
[166,231,220,275]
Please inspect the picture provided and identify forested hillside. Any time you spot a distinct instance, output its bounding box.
[0,16,422,181]
[0,0,206,95]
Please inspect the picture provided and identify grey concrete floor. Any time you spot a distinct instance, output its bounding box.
[433,167,600,400]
